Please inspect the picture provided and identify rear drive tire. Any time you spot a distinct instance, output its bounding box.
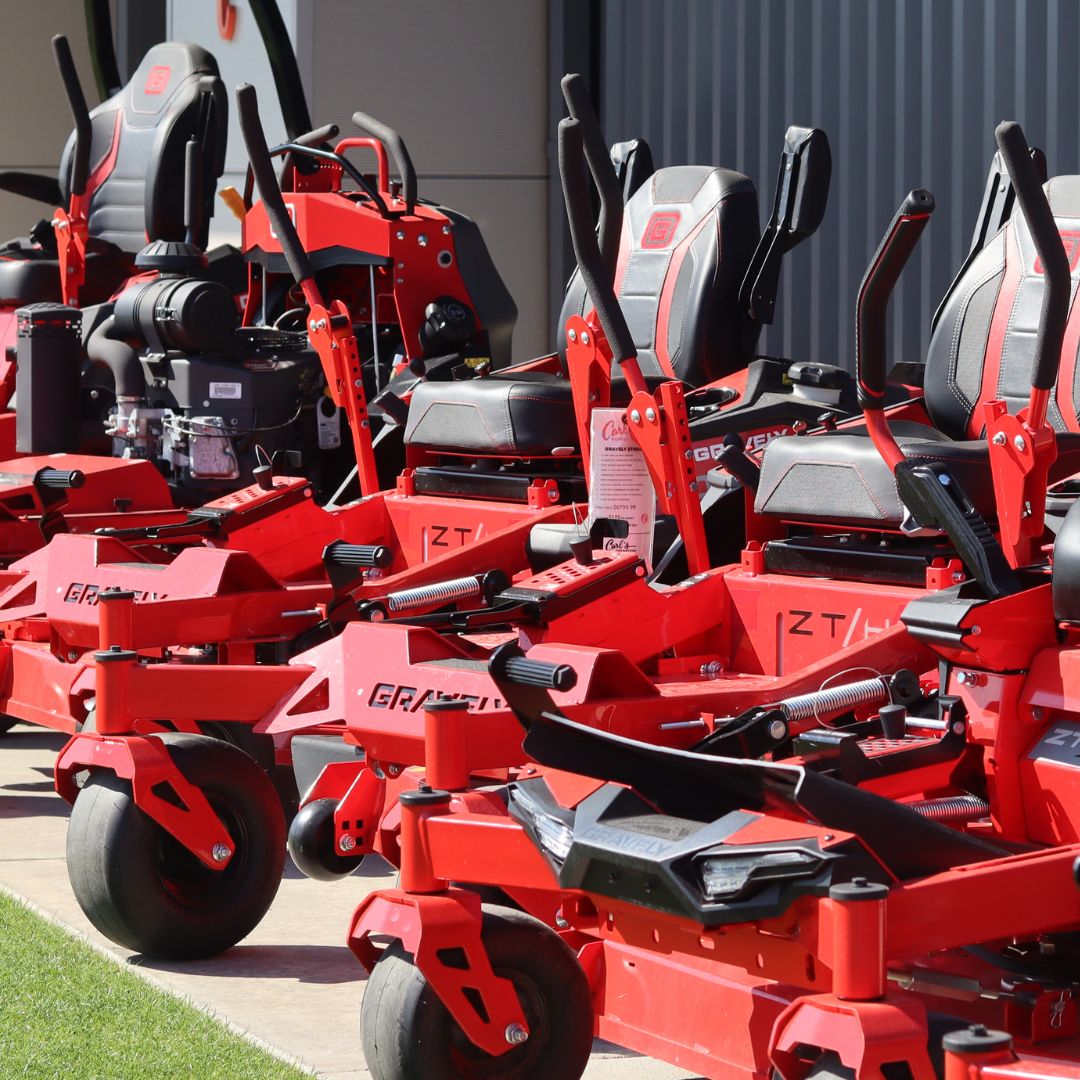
[0,715,17,734]
[66,732,285,959]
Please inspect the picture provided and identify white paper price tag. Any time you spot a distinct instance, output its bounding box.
[587,408,655,566]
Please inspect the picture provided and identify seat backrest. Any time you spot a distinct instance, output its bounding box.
[58,43,227,252]
[925,176,1080,438]
[557,164,760,387]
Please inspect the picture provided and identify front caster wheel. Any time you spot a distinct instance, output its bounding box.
[66,732,286,959]
[360,904,593,1080]
[288,797,364,880]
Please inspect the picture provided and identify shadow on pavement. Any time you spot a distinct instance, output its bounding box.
[0,729,69,752]
[129,942,365,986]
[0,793,70,818]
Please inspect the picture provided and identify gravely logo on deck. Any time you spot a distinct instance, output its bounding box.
[366,683,503,712]
[63,584,166,605]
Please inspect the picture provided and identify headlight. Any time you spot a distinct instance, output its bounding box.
[532,812,573,860]
[508,785,574,861]
[698,849,820,901]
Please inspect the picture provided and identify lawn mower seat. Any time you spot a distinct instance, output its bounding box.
[405,165,760,456]
[756,175,1080,529]
[0,43,226,306]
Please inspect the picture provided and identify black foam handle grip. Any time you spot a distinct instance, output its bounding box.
[323,540,393,569]
[561,72,622,280]
[559,118,636,363]
[294,123,340,148]
[36,468,85,490]
[855,188,935,408]
[352,112,416,211]
[235,83,315,286]
[996,121,1070,392]
[52,35,92,198]
[500,656,578,693]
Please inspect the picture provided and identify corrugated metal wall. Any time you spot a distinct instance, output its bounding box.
[597,0,1080,371]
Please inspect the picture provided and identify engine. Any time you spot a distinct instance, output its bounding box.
[81,274,342,504]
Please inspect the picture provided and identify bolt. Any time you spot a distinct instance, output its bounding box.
[339,834,357,852]
[396,277,404,284]
[992,432,1007,446]
[768,719,788,741]
[67,650,78,662]
[417,234,428,246]
[645,408,657,422]
[548,488,559,502]
[1032,705,1044,720]
[684,449,693,459]
[581,331,590,345]
[395,230,405,240]
[952,721,966,735]
[1014,435,1026,452]
[211,843,231,863]
[956,671,968,685]
[568,328,577,342]
[952,570,964,583]
[555,914,569,929]
[630,409,641,423]
[442,224,451,235]
[505,1023,529,1045]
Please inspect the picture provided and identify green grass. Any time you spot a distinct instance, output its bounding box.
[0,890,311,1079]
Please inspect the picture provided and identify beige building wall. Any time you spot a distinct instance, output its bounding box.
[168,0,551,358]
[304,0,551,358]
[0,0,552,358]
[0,1,103,241]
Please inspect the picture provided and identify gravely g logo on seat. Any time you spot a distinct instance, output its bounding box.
[1035,230,1080,274]
[641,211,681,249]
[144,66,171,95]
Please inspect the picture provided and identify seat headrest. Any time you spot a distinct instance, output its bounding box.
[924,176,1080,440]
[557,163,760,386]
[58,42,226,252]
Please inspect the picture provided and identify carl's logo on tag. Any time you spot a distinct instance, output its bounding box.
[144,66,171,94]
[641,211,681,249]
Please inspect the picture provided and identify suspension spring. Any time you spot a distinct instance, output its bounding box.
[777,675,890,723]
[385,575,482,614]
[907,794,990,823]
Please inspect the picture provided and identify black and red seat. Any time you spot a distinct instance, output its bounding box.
[755,176,1080,529]
[0,42,226,308]
[403,164,762,457]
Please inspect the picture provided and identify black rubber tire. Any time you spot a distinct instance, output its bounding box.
[360,904,593,1080]
[66,732,286,959]
[287,797,364,880]
[0,715,17,734]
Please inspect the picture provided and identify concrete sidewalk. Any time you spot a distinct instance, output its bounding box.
[0,724,699,1080]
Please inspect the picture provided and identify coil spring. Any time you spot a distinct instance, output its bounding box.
[778,676,890,723]
[907,794,990,823]
[386,575,482,614]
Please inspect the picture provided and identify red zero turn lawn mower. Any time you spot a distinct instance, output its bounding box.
[45,104,1080,966]
[0,24,521,566]
[344,123,1080,1080]
[267,109,1080,882]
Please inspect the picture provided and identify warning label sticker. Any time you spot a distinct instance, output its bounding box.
[209,382,243,400]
